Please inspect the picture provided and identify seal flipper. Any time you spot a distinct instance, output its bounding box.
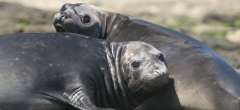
[63,88,116,110]
[63,87,94,109]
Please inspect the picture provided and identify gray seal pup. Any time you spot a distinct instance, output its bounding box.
[53,3,240,110]
[0,33,168,110]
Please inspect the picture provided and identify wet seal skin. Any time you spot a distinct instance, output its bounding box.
[0,33,168,110]
[53,3,240,110]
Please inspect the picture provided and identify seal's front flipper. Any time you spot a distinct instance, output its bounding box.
[64,94,115,110]
[63,88,94,109]
[63,88,116,110]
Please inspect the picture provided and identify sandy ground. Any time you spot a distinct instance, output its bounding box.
[2,0,240,41]
[2,0,240,17]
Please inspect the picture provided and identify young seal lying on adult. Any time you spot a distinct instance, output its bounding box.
[0,33,169,110]
[53,3,240,110]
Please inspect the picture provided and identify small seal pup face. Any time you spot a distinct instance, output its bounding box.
[53,3,102,38]
[121,42,169,97]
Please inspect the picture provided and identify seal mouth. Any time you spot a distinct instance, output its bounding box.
[142,69,169,91]
[132,70,169,93]
[54,25,66,32]
[53,13,68,32]
[53,24,65,33]
[53,13,78,33]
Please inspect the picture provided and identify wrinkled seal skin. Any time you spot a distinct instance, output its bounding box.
[0,33,168,110]
[53,3,240,110]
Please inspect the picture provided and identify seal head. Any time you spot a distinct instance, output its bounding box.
[53,3,102,38]
[121,42,168,98]
[102,41,169,109]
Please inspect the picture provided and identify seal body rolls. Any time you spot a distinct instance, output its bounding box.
[53,3,240,110]
[0,33,168,110]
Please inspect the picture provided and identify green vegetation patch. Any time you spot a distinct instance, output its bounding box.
[202,31,226,39]
[16,19,30,27]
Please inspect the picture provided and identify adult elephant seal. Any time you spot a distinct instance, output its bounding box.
[0,33,169,110]
[53,3,240,110]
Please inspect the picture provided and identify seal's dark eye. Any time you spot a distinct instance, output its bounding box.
[81,15,91,24]
[131,61,141,69]
[157,54,165,61]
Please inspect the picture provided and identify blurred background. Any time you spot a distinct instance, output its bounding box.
[0,0,239,73]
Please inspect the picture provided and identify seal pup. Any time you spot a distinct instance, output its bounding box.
[0,33,168,110]
[53,3,240,110]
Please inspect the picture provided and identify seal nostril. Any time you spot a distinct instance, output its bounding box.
[154,70,164,76]
[57,12,69,20]
[152,68,160,74]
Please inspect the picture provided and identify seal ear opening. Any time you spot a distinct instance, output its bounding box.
[157,53,168,67]
[157,53,165,62]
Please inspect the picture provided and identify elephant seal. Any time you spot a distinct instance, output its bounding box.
[53,3,240,110]
[0,33,169,110]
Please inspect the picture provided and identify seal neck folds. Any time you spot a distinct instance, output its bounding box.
[102,41,141,109]
[98,10,126,40]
